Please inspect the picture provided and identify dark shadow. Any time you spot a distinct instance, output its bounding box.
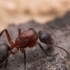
[43,11,70,31]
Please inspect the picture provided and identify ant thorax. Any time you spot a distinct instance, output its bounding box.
[15,36,30,48]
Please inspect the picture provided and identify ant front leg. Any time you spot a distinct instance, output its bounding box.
[0,29,15,49]
[20,48,26,70]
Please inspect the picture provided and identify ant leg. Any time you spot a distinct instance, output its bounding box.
[4,59,8,70]
[38,43,47,54]
[20,48,26,70]
[18,29,21,37]
[54,45,69,55]
[53,32,69,55]
[24,49,26,70]
[0,29,15,49]
[50,29,57,36]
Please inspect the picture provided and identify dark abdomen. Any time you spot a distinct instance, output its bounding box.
[0,43,10,63]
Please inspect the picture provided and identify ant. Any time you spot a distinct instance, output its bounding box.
[0,28,69,70]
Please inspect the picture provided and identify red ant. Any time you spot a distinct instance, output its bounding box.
[0,28,69,70]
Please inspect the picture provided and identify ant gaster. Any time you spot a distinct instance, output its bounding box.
[0,28,69,70]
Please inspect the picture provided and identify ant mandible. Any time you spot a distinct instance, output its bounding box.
[0,28,69,70]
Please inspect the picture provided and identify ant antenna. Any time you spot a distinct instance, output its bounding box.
[54,45,69,55]
[53,30,69,55]
[50,29,57,36]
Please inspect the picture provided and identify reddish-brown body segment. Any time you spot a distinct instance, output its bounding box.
[15,28,38,48]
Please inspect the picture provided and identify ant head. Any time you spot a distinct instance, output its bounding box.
[38,30,51,44]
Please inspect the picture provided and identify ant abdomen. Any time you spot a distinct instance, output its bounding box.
[0,43,10,63]
[38,30,52,44]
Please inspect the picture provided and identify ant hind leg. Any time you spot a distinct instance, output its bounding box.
[4,59,8,70]
[38,42,47,55]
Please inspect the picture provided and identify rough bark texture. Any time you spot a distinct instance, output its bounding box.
[0,11,70,70]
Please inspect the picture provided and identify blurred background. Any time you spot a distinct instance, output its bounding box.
[0,0,70,31]
[0,1,70,70]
